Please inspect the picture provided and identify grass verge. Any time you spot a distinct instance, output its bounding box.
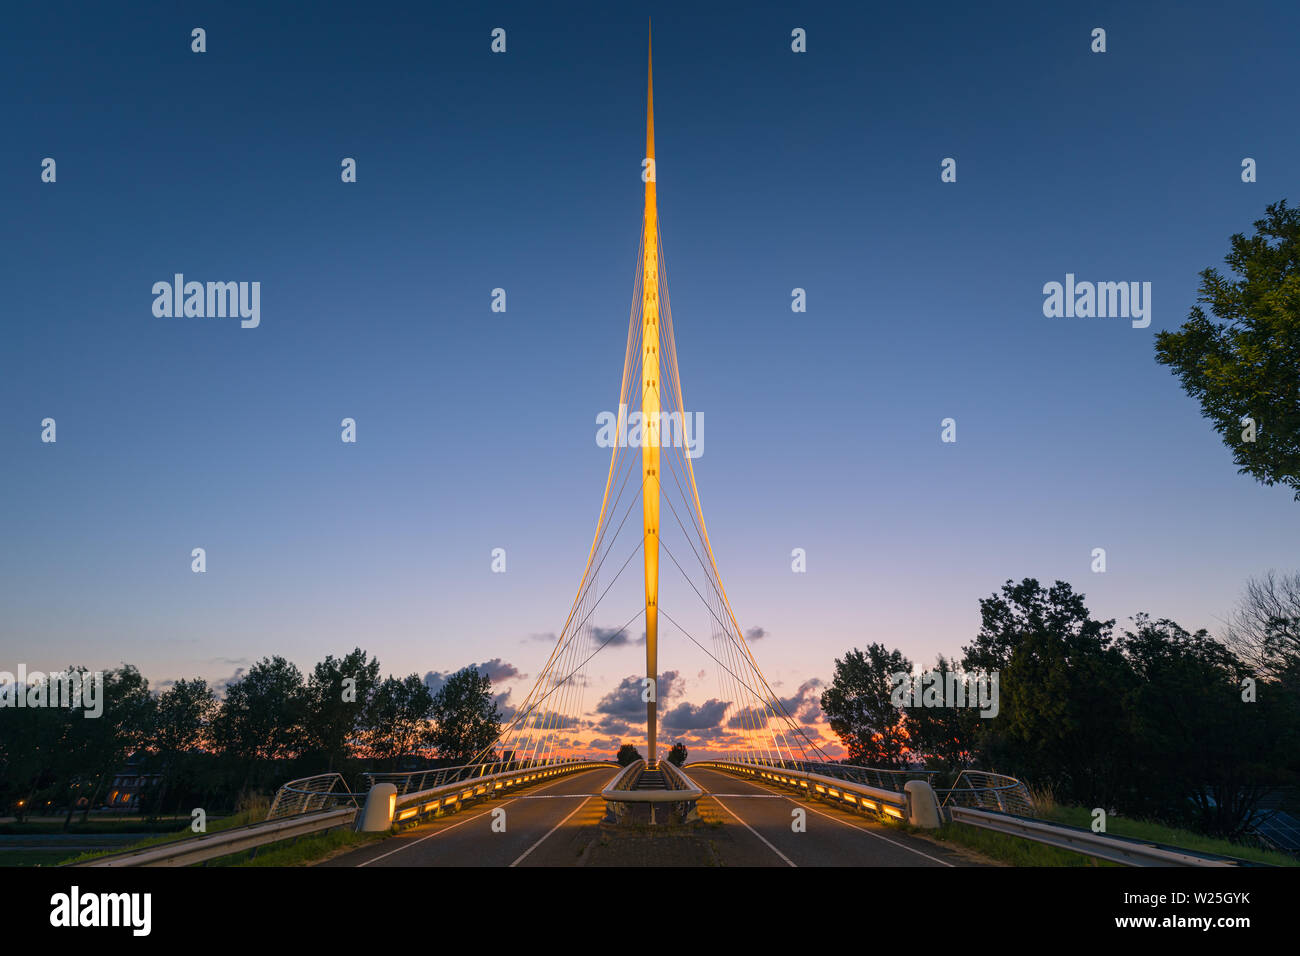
[1040,805,1296,867]
[208,826,385,866]
[920,803,1296,867]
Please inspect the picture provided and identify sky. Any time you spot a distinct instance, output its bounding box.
[2,1,1298,758]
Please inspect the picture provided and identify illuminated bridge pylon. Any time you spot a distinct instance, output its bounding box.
[474,32,828,771]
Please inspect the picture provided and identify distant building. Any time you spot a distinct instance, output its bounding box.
[104,769,162,810]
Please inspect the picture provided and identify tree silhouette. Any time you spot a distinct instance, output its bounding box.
[1156,200,1300,498]
[428,668,501,765]
[820,644,913,767]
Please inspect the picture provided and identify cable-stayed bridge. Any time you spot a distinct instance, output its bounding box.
[309,35,974,867]
[76,36,1263,871]
[478,32,827,777]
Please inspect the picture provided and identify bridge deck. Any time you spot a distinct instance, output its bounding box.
[324,766,982,867]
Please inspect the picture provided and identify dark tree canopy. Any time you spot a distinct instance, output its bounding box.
[903,655,979,774]
[209,656,308,763]
[667,741,688,766]
[616,743,643,766]
[1155,200,1300,498]
[364,673,436,767]
[306,648,381,771]
[820,643,913,767]
[961,578,1133,807]
[427,668,501,765]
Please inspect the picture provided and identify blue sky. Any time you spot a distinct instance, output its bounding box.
[2,1,1297,752]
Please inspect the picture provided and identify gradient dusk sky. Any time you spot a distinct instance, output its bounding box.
[3,2,1298,755]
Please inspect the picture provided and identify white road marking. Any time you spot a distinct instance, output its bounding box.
[709,795,797,867]
[509,796,594,867]
[703,769,955,867]
[356,768,612,867]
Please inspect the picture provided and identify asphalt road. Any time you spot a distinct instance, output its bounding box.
[685,766,964,867]
[325,765,975,867]
[325,766,621,867]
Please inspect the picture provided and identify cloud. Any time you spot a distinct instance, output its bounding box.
[595,670,683,720]
[726,705,770,730]
[476,658,524,683]
[212,667,247,697]
[724,678,824,731]
[493,689,516,722]
[745,627,767,641]
[777,678,824,726]
[423,670,451,695]
[424,660,525,697]
[661,698,729,731]
[521,709,581,729]
[593,625,639,647]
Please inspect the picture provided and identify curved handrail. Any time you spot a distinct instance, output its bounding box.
[268,773,358,820]
[938,770,1035,816]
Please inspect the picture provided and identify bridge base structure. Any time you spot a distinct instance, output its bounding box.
[601,760,703,826]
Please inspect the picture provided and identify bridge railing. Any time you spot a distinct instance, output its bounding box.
[357,758,618,830]
[708,757,939,793]
[363,756,589,797]
[689,759,921,822]
[602,759,644,794]
[937,770,1035,816]
[267,772,359,820]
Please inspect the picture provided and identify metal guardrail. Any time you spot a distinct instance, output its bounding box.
[364,757,601,797]
[690,759,912,820]
[944,807,1259,867]
[268,772,359,820]
[385,759,616,825]
[78,807,358,867]
[718,757,938,792]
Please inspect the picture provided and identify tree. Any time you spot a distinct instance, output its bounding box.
[66,665,153,826]
[903,654,980,775]
[428,668,501,765]
[819,644,913,767]
[149,678,216,815]
[209,657,309,787]
[364,674,435,768]
[1222,570,1300,678]
[1155,200,1300,498]
[305,648,381,771]
[1120,614,1282,836]
[616,743,643,766]
[961,579,1133,808]
[667,741,688,766]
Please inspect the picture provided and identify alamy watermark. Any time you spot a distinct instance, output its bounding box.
[891,669,999,718]
[152,274,260,328]
[1042,273,1150,328]
[596,404,704,459]
[0,666,104,718]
